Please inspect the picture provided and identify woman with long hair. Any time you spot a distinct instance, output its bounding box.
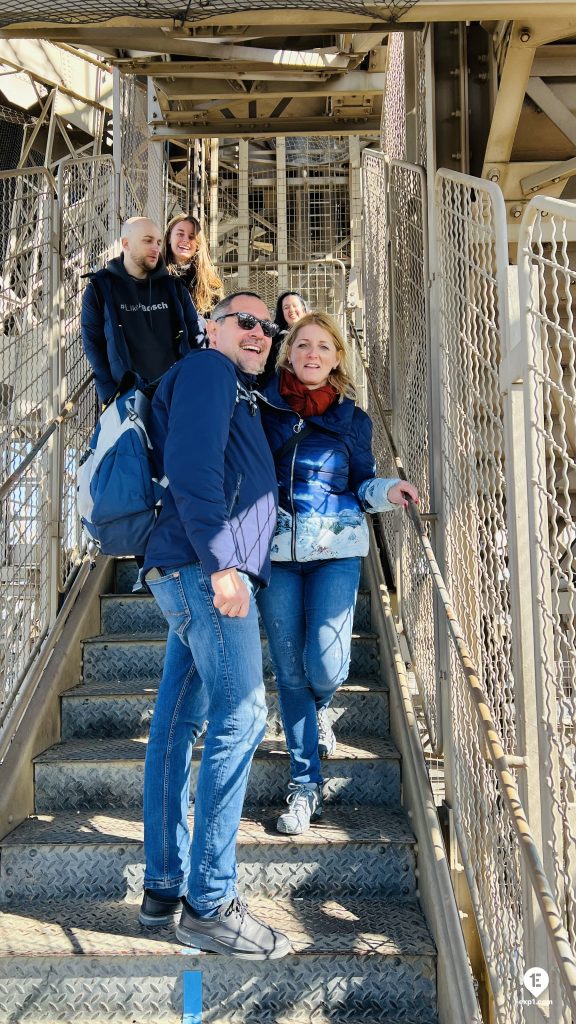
[261,290,308,384]
[257,312,418,835]
[163,214,224,316]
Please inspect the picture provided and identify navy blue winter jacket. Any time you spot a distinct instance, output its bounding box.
[144,350,278,587]
[259,374,400,562]
[81,256,203,404]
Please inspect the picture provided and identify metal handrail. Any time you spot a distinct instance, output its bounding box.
[350,321,576,1014]
[0,374,95,502]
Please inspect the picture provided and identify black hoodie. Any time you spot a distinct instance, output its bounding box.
[107,256,178,384]
[82,254,204,403]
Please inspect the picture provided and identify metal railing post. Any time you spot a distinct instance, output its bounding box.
[48,178,63,626]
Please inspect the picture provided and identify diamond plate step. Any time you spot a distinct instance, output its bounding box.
[81,632,382,684]
[0,896,437,1024]
[61,677,389,740]
[33,736,401,812]
[0,806,416,903]
[101,589,372,634]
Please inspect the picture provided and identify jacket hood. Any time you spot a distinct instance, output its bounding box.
[104,254,171,282]
[259,371,356,434]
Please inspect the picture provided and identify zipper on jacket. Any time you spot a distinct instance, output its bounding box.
[227,473,244,516]
[289,417,304,560]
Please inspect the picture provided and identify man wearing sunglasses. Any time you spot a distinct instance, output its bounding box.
[138,292,290,960]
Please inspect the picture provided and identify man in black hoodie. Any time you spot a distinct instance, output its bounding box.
[81,217,205,405]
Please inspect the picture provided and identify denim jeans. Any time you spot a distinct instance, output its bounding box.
[257,556,361,787]
[143,562,266,913]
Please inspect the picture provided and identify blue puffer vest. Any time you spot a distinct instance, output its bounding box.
[259,375,381,562]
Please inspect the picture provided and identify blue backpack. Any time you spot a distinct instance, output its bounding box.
[77,387,167,557]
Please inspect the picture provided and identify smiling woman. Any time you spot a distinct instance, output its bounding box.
[163,214,224,316]
[257,311,419,836]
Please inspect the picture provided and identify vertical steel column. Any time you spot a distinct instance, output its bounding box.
[48,180,62,625]
[146,79,165,227]
[112,68,123,224]
[275,137,288,292]
[209,138,219,261]
[348,136,363,326]
[199,140,206,228]
[191,139,201,220]
[238,139,250,289]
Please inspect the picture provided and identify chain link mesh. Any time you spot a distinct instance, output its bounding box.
[165,177,188,222]
[118,76,148,220]
[381,33,406,161]
[58,156,116,590]
[0,169,55,465]
[285,140,351,263]
[0,0,421,26]
[415,29,427,168]
[0,168,57,716]
[0,157,114,724]
[0,447,51,710]
[361,150,395,567]
[389,160,437,747]
[519,199,576,963]
[436,170,524,1017]
[213,139,353,269]
[217,260,346,334]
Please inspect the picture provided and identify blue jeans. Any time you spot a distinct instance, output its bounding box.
[257,557,361,787]
[143,562,266,913]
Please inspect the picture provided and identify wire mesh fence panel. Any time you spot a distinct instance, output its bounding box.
[415,30,428,169]
[381,33,406,161]
[0,169,56,476]
[389,160,438,748]
[518,198,576,967]
[248,163,277,263]
[58,156,116,590]
[118,76,149,221]
[165,177,188,222]
[59,383,99,593]
[0,445,51,715]
[59,156,117,396]
[285,138,351,263]
[217,150,240,265]
[217,260,347,333]
[435,169,527,1018]
[213,138,353,269]
[361,149,396,573]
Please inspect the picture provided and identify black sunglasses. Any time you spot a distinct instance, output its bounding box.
[215,311,280,338]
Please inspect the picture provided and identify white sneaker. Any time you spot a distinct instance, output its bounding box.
[276,782,323,835]
[317,705,337,758]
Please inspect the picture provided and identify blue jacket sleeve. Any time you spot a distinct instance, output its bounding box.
[347,408,377,494]
[162,353,240,573]
[81,282,116,404]
[348,408,401,513]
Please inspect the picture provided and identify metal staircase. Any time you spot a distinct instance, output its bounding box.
[0,556,438,1024]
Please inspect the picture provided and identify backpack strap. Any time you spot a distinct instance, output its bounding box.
[273,423,314,461]
[236,380,259,416]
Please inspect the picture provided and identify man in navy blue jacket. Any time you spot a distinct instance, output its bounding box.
[81,217,204,405]
[138,292,290,959]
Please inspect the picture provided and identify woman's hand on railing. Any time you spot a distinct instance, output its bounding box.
[387,480,419,510]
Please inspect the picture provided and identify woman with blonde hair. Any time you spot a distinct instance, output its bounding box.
[163,214,224,316]
[257,311,418,835]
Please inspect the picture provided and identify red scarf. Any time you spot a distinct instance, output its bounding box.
[279,369,338,418]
